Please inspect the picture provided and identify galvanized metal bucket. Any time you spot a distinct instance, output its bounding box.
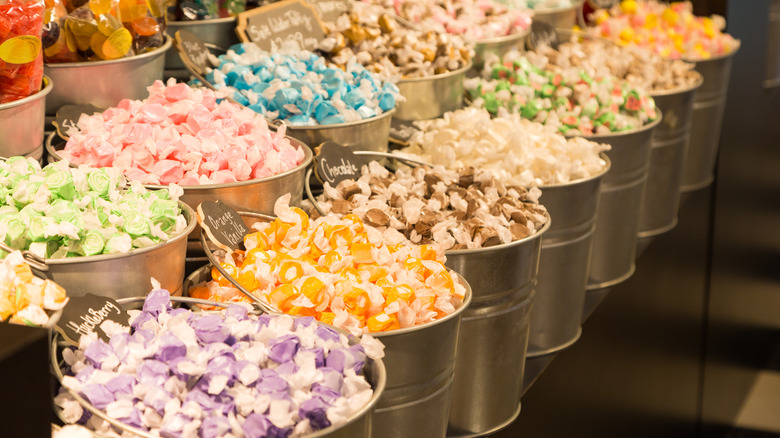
[51,293,386,438]
[164,17,239,79]
[527,155,610,357]
[445,216,550,437]
[638,75,703,237]
[36,201,196,299]
[0,76,52,158]
[582,115,661,290]
[532,0,584,29]
[473,27,531,69]
[680,48,739,192]
[394,62,471,121]
[285,109,394,153]
[43,36,172,116]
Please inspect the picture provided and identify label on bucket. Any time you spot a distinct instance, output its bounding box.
[55,294,130,347]
[53,104,105,140]
[527,21,559,51]
[236,0,325,52]
[174,30,213,77]
[388,119,419,146]
[302,0,350,22]
[197,200,251,253]
[314,141,369,185]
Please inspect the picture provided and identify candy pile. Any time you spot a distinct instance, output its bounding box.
[207,43,399,126]
[54,289,384,437]
[0,0,44,104]
[61,79,306,185]
[190,195,467,334]
[0,157,187,259]
[536,34,700,92]
[319,3,472,80]
[42,0,167,63]
[309,161,549,250]
[465,51,658,135]
[588,0,740,60]
[398,107,610,186]
[0,251,68,326]
[369,0,532,42]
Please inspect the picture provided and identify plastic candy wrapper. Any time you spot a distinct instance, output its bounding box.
[465,50,658,135]
[55,289,383,437]
[119,0,166,54]
[587,0,740,60]
[169,0,248,21]
[398,107,610,186]
[0,0,44,104]
[0,250,68,326]
[204,42,400,126]
[0,156,188,259]
[190,195,467,335]
[41,0,79,62]
[319,3,472,81]
[308,162,549,250]
[367,0,532,42]
[61,79,306,185]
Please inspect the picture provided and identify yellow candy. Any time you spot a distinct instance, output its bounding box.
[662,8,679,25]
[619,27,635,43]
[88,0,112,16]
[620,0,637,14]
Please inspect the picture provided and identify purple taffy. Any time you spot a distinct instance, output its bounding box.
[268,334,300,363]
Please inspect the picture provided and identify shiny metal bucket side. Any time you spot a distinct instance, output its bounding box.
[639,76,702,237]
[285,109,394,153]
[394,62,471,121]
[371,277,473,438]
[44,36,172,115]
[680,48,739,192]
[41,201,196,299]
[532,0,584,29]
[445,216,550,437]
[528,157,609,357]
[164,17,239,79]
[583,115,661,290]
[473,28,531,70]
[0,76,53,158]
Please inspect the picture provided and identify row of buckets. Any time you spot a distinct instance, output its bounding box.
[3,14,738,438]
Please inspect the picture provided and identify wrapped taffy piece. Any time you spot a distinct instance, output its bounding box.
[190,195,467,335]
[308,162,549,250]
[0,251,68,326]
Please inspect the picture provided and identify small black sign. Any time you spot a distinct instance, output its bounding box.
[197,200,251,252]
[527,20,560,51]
[389,118,419,146]
[314,141,369,185]
[236,0,326,52]
[174,30,214,77]
[303,0,350,22]
[52,104,104,140]
[55,294,130,346]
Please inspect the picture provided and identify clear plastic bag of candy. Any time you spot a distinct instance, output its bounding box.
[0,0,44,104]
[118,0,166,54]
[42,0,80,62]
[62,1,135,61]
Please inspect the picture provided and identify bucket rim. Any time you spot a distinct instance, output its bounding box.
[0,75,53,111]
[44,35,172,69]
[535,152,611,189]
[167,16,237,26]
[474,26,532,47]
[445,210,551,256]
[649,71,703,97]
[284,107,395,132]
[42,201,196,265]
[397,60,473,84]
[531,0,584,15]
[682,41,741,63]
[45,131,314,190]
[568,108,663,141]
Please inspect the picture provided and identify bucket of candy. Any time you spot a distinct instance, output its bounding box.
[526,155,609,357]
[0,157,196,298]
[43,36,172,116]
[51,291,387,438]
[190,200,473,438]
[394,62,472,121]
[681,50,739,192]
[0,76,52,158]
[531,0,585,29]
[473,28,531,70]
[285,112,395,154]
[164,17,239,79]
[639,74,702,237]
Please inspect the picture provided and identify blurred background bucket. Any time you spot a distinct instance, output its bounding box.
[394,62,471,121]
[531,0,584,29]
[0,76,52,159]
[473,28,531,69]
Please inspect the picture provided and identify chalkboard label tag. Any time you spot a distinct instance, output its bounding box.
[314,141,369,185]
[527,20,560,51]
[389,118,419,146]
[303,0,350,22]
[52,104,104,141]
[197,201,251,253]
[236,0,326,52]
[174,30,214,77]
[55,294,130,347]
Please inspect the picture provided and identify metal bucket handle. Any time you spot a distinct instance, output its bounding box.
[304,150,432,216]
[198,211,282,315]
